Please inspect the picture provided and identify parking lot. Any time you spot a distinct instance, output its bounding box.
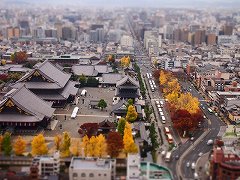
[44,87,116,137]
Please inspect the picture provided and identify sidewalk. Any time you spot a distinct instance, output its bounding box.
[195,152,210,180]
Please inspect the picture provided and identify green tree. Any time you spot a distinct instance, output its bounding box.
[98,99,107,110]
[149,123,159,151]
[86,77,99,87]
[127,99,133,107]
[2,132,12,156]
[144,105,152,121]
[79,74,87,86]
[117,118,126,136]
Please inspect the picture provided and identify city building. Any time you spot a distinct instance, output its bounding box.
[207,33,217,45]
[209,147,240,180]
[69,157,116,180]
[121,35,133,47]
[127,153,141,179]
[218,35,238,45]
[223,25,234,36]
[6,27,20,39]
[194,29,205,45]
[127,154,173,180]
[32,151,60,177]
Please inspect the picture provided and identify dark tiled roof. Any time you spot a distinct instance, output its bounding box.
[60,81,78,98]
[72,65,98,76]
[0,86,55,122]
[94,65,110,74]
[13,82,61,89]
[116,75,139,88]
[72,65,112,76]
[111,99,128,113]
[98,119,115,128]
[101,74,124,84]
[17,60,71,89]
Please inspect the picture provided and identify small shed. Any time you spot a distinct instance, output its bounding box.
[89,100,99,109]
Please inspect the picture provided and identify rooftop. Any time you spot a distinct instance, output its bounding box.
[70,158,111,170]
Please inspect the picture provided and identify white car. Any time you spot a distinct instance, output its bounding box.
[186,162,190,167]
[207,139,213,145]
[191,162,196,170]
[198,152,203,157]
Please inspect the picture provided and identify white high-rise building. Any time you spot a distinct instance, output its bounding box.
[127,153,141,180]
[120,35,133,47]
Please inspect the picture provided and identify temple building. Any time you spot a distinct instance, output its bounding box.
[12,60,78,107]
[0,86,55,131]
[115,75,140,101]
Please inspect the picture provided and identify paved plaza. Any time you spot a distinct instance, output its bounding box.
[44,87,116,137]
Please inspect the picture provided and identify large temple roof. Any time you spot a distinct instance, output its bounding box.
[15,60,71,89]
[116,75,140,88]
[0,86,55,122]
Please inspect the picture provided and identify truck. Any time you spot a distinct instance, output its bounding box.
[165,152,172,162]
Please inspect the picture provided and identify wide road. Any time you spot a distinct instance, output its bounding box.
[127,14,226,179]
[176,81,226,179]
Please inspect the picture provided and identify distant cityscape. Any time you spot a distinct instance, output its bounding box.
[0,2,240,180]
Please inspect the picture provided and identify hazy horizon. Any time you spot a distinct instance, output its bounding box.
[2,0,240,8]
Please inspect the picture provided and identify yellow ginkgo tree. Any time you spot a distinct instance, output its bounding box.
[14,136,26,156]
[31,134,48,156]
[60,132,71,157]
[123,122,138,154]
[126,105,138,122]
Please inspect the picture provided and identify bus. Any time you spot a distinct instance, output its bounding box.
[146,73,150,79]
[161,116,166,124]
[160,100,164,106]
[71,107,79,119]
[166,134,173,144]
[164,127,170,134]
[207,108,213,114]
[165,152,172,162]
